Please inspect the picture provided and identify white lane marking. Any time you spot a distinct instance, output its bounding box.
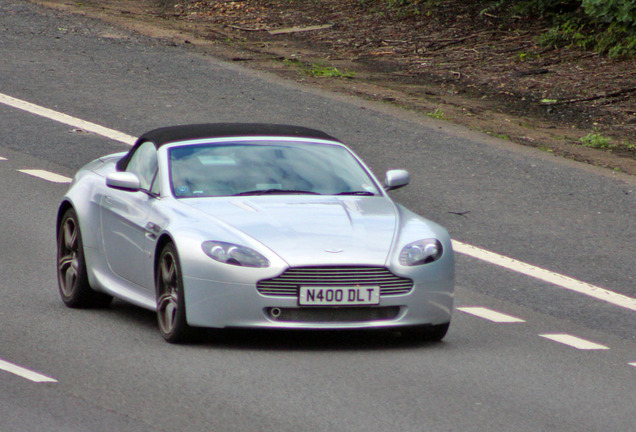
[0,93,136,145]
[2,92,635,314]
[18,169,72,183]
[457,306,525,323]
[539,334,610,350]
[0,156,7,160]
[630,363,636,368]
[0,359,57,383]
[452,240,636,313]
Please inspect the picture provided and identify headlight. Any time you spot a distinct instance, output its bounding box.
[202,241,270,268]
[399,239,443,266]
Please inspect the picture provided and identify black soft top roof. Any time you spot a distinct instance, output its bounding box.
[117,123,340,171]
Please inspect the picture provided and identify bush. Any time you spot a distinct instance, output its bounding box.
[519,0,636,57]
[582,0,635,27]
[383,0,635,57]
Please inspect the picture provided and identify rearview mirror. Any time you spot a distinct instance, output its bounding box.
[384,169,410,191]
[106,172,141,192]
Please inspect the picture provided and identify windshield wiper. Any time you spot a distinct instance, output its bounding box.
[335,191,376,196]
[233,189,322,196]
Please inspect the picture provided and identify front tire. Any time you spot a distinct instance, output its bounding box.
[57,208,112,308]
[156,243,196,343]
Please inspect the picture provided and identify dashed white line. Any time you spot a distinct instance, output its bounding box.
[457,306,525,323]
[0,359,57,383]
[0,156,6,161]
[2,91,636,315]
[629,362,636,368]
[0,93,136,145]
[452,240,636,313]
[18,169,72,183]
[539,334,610,350]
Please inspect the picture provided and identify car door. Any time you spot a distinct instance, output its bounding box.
[100,141,158,288]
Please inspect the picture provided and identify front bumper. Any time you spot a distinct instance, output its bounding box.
[183,276,453,329]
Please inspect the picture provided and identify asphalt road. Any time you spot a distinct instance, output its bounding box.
[1,1,635,431]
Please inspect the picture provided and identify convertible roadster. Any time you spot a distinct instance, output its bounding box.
[57,123,454,343]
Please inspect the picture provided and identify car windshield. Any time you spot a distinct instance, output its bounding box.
[168,141,380,198]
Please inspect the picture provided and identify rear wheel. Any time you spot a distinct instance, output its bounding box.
[156,243,196,343]
[57,208,112,308]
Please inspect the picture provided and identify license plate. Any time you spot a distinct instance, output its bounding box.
[298,286,380,306]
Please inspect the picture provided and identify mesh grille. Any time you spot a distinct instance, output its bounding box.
[257,266,413,297]
[266,306,401,323]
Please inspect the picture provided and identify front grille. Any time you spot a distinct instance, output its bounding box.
[257,266,413,297]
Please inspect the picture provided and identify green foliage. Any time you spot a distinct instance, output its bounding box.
[387,0,413,7]
[597,26,636,57]
[536,27,565,47]
[283,58,302,67]
[383,0,634,27]
[517,51,541,61]
[580,0,635,56]
[580,133,612,148]
[306,65,356,78]
[283,58,356,79]
[518,0,636,57]
[488,132,510,140]
[378,0,635,57]
[536,19,590,48]
[582,0,636,27]
[384,0,431,17]
[537,18,636,57]
[426,108,446,119]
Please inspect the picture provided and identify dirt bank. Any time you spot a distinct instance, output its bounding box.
[34,0,636,174]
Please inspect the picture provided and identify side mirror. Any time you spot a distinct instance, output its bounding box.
[106,172,141,192]
[384,169,410,191]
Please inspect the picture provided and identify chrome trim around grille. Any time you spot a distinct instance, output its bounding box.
[257,266,413,297]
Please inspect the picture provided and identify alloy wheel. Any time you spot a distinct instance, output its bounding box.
[58,216,80,297]
[157,249,180,335]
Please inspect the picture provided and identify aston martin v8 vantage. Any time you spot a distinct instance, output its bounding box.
[57,123,454,343]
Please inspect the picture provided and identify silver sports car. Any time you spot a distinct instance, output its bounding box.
[57,123,454,343]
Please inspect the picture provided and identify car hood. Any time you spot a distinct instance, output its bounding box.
[183,196,398,266]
